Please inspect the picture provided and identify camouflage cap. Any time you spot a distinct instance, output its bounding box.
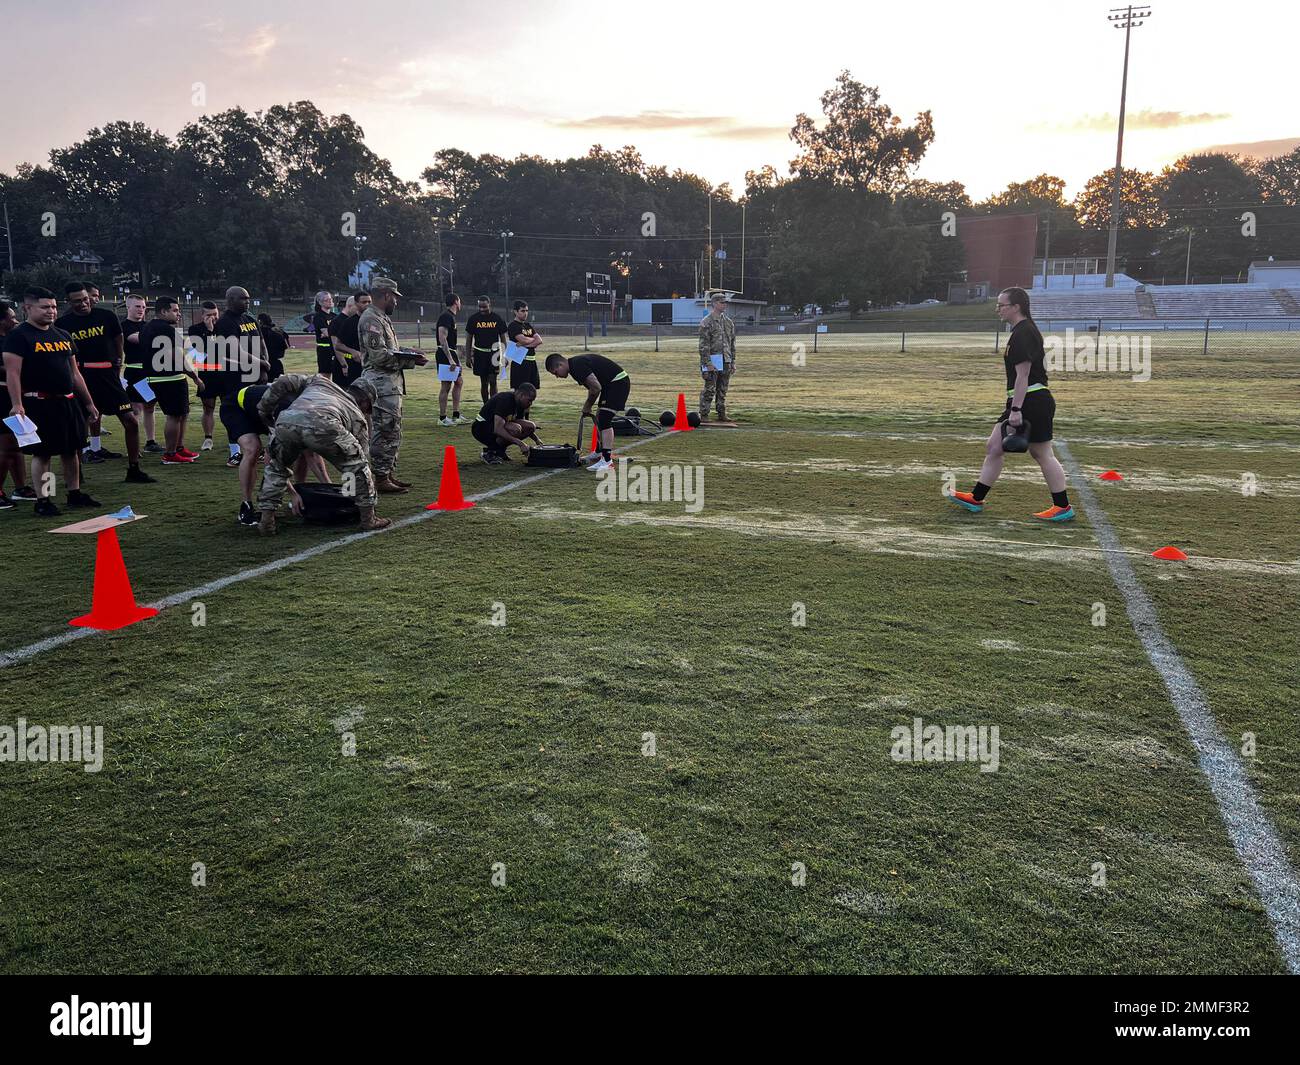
[369,276,403,296]
[346,376,379,406]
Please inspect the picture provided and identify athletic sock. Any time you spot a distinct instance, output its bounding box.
[89,436,101,452]
[601,449,612,461]
[452,410,460,418]
[229,443,240,457]
[972,482,991,502]
[1052,490,1070,508]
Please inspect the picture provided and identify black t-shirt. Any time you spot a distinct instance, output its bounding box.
[262,326,289,363]
[328,313,361,354]
[215,310,264,387]
[2,321,77,394]
[566,354,624,390]
[506,319,537,356]
[121,317,147,368]
[139,318,185,377]
[436,310,458,352]
[187,321,216,371]
[465,312,507,350]
[476,391,521,423]
[54,308,121,370]
[1004,318,1048,391]
[312,310,334,351]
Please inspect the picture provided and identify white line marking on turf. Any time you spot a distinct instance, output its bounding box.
[1058,439,1300,974]
[0,434,668,671]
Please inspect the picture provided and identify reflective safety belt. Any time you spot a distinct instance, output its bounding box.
[612,370,628,381]
[1007,383,1049,397]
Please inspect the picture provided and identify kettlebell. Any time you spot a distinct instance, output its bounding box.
[1000,418,1032,453]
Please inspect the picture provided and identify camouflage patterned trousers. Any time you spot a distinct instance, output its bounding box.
[366,374,403,476]
[699,368,732,417]
[258,412,376,511]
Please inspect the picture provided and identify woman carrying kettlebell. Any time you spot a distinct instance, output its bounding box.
[947,286,1074,521]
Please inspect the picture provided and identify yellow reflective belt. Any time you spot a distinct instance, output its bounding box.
[237,386,249,409]
[612,370,628,381]
[147,374,186,383]
[1007,382,1048,397]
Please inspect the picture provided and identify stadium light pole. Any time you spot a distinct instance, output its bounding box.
[1104,4,1152,288]
[621,250,633,322]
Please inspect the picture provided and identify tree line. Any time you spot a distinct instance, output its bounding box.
[2,75,1297,312]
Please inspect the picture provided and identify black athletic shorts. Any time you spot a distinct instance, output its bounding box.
[151,379,191,418]
[472,348,498,378]
[598,376,631,412]
[997,389,1055,443]
[509,358,540,390]
[21,395,88,457]
[83,371,133,418]
[338,357,364,387]
[471,418,501,452]
[315,347,336,375]
[220,398,263,441]
[123,364,148,389]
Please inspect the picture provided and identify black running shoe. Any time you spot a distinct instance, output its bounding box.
[124,465,157,484]
[10,485,36,501]
[237,502,259,527]
[66,490,101,508]
[143,440,165,454]
[82,449,109,464]
[34,497,61,517]
[97,447,123,459]
[0,492,14,511]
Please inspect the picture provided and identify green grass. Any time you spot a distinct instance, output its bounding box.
[1,333,1297,973]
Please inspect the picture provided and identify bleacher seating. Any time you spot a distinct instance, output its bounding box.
[1026,284,1300,321]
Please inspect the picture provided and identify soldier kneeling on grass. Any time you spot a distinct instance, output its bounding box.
[256,373,389,535]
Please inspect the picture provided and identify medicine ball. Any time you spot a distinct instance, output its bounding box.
[659,410,675,427]
[686,411,702,428]
[625,407,641,420]
[1000,419,1032,454]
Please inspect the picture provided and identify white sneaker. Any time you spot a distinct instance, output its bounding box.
[439,417,454,427]
[588,458,613,473]
[201,438,213,451]
[452,414,466,425]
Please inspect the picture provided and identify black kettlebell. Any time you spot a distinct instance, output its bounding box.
[626,407,641,421]
[1000,418,1032,453]
[659,410,675,427]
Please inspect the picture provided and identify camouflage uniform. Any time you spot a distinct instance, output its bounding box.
[256,373,376,512]
[357,302,423,477]
[698,310,736,418]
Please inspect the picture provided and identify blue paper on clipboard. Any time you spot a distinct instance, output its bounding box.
[132,378,156,402]
[710,353,725,371]
[504,341,526,365]
[437,363,460,382]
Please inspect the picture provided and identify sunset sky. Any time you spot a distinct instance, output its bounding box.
[3,0,1295,201]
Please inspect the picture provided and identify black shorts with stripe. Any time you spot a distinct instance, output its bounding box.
[83,370,133,418]
[997,389,1055,443]
[21,396,88,457]
[151,379,191,418]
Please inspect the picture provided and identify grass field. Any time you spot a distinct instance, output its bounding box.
[1,330,1297,974]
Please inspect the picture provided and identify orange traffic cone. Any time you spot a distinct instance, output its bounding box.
[69,528,160,631]
[590,422,600,452]
[672,392,693,431]
[1100,470,1124,481]
[1152,546,1189,561]
[424,445,476,511]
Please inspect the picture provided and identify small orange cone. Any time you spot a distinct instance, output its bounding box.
[1100,470,1124,481]
[590,422,600,452]
[70,528,160,630]
[1152,546,1189,561]
[424,445,476,511]
[672,392,693,431]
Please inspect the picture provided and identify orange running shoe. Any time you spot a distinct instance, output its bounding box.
[1033,504,1075,522]
[947,490,984,513]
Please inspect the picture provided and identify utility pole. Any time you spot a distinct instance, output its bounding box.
[1104,4,1152,288]
[2,200,12,274]
[500,230,513,308]
[740,201,746,295]
[707,191,713,291]
[1184,227,1193,285]
[622,249,633,322]
[1042,211,1051,290]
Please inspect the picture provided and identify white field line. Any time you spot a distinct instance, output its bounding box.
[1058,439,1300,974]
[0,433,670,670]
